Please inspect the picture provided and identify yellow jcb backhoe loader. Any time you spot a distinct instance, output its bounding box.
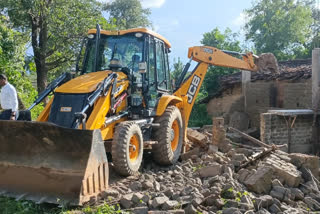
[0,25,277,205]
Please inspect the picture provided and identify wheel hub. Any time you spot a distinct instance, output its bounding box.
[171,120,180,152]
[129,144,136,152]
[129,135,140,162]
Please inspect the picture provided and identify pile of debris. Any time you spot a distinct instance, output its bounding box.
[98,118,320,214]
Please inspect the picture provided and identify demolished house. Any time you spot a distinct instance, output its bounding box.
[199,56,319,154]
[201,58,312,129]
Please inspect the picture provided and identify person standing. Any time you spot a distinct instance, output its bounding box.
[0,74,19,120]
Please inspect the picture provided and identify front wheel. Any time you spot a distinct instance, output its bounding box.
[152,106,183,165]
[112,122,143,176]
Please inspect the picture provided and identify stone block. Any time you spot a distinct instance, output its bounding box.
[132,192,144,204]
[184,204,198,214]
[181,147,200,161]
[264,156,301,187]
[162,200,179,210]
[270,186,292,203]
[290,188,304,200]
[212,117,224,127]
[289,153,319,179]
[198,164,222,178]
[237,168,251,183]
[131,207,148,214]
[244,166,273,194]
[187,128,208,147]
[152,196,169,209]
[167,210,185,214]
[212,127,226,146]
[269,204,281,213]
[254,195,273,208]
[219,139,233,153]
[120,193,133,209]
[304,197,320,211]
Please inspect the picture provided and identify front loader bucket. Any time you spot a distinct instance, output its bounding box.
[0,121,109,205]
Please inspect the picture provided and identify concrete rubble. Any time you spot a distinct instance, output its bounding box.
[98,118,320,214]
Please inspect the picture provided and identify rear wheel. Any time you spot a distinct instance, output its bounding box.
[112,122,143,176]
[152,106,183,165]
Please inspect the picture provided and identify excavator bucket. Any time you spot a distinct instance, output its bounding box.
[256,53,279,74]
[0,121,109,205]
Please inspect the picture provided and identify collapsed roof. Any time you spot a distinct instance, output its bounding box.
[199,59,312,104]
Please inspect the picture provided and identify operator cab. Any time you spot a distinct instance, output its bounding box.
[77,28,172,118]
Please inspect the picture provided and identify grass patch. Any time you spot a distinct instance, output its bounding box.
[0,196,60,214]
[0,197,126,214]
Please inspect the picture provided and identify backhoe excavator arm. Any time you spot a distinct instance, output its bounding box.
[173,46,259,140]
[188,46,258,71]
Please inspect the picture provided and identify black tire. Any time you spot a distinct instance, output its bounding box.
[152,106,183,165]
[112,122,143,176]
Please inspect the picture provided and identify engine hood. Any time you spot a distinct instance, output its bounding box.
[55,71,127,94]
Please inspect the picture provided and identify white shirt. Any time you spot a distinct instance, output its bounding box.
[0,83,18,112]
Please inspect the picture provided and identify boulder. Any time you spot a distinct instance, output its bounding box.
[244,166,273,194]
[120,193,133,209]
[181,147,201,161]
[289,153,319,179]
[131,207,148,214]
[264,155,301,187]
[151,196,169,209]
[270,186,292,203]
[198,164,222,178]
[254,195,273,208]
[162,200,179,210]
[304,197,320,211]
[187,128,208,148]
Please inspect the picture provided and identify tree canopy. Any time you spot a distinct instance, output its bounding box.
[104,0,152,29]
[200,28,242,95]
[245,0,313,60]
[0,15,39,113]
[0,0,109,94]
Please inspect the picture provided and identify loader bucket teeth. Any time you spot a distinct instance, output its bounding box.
[0,121,109,205]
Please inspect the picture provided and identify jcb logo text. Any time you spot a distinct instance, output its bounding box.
[187,75,201,104]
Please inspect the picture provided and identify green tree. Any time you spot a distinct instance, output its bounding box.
[245,0,313,59]
[189,27,242,127]
[104,0,152,29]
[200,28,242,95]
[171,57,184,81]
[310,1,320,49]
[0,15,39,115]
[0,0,110,94]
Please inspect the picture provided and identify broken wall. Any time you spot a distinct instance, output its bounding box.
[207,78,312,129]
[206,86,243,124]
[245,79,312,128]
[261,113,313,154]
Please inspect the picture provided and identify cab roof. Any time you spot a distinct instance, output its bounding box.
[87,28,171,48]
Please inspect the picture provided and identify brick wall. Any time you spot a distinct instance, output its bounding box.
[206,85,244,124]
[207,78,312,129]
[261,113,313,154]
[281,81,312,109]
[245,82,274,128]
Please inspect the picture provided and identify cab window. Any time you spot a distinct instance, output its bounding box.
[82,34,144,74]
[165,49,171,91]
[155,40,167,90]
[148,38,156,88]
